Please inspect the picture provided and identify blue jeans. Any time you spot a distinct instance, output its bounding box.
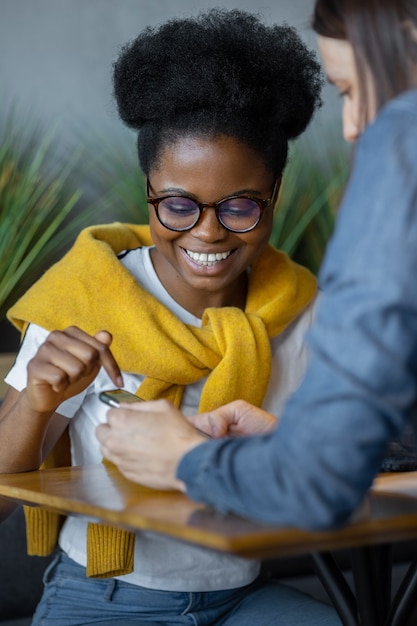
[31,552,341,625]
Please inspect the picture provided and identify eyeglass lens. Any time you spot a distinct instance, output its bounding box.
[157,196,262,232]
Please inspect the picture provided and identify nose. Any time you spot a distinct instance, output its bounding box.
[191,206,228,241]
[343,100,360,143]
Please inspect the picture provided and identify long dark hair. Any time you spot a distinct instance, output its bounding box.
[312,0,417,119]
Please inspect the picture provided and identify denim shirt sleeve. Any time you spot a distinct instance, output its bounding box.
[177,90,417,530]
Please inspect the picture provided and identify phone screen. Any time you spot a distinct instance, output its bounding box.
[99,389,144,408]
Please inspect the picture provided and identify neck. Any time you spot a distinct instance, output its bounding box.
[150,249,248,317]
[168,276,249,318]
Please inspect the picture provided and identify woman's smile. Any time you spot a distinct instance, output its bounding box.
[182,247,235,268]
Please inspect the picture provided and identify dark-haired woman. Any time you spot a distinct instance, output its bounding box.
[0,8,341,626]
[96,0,417,538]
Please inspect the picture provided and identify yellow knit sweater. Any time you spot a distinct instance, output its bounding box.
[8,222,316,577]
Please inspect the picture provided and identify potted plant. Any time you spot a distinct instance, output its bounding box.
[0,110,99,353]
[270,125,350,274]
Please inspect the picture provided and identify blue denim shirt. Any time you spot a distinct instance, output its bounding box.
[177,89,417,530]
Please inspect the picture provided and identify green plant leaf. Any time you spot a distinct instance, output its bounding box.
[270,125,350,274]
[0,109,99,319]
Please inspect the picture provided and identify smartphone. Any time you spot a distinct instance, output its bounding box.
[98,388,211,438]
[99,389,144,408]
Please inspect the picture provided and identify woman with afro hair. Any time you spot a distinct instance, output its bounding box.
[1,8,340,626]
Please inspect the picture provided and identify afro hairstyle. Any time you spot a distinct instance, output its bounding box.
[113,8,323,176]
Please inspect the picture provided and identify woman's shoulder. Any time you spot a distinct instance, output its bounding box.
[383,89,417,117]
[365,90,417,144]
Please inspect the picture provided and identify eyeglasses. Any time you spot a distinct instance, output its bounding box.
[146,179,277,233]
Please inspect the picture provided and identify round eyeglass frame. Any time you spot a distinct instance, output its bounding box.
[146,179,277,233]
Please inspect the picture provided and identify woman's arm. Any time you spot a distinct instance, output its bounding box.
[0,325,123,521]
[0,386,69,520]
[177,95,417,528]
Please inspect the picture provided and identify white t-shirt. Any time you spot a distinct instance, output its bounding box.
[6,246,315,591]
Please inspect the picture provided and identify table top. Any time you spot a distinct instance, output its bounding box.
[1,464,417,559]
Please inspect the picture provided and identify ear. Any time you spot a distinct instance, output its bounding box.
[272,176,283,205]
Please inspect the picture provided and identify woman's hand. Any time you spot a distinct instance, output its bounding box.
[187,399,278,438]
[25,326,123,413]
[96,398,277,490]
[96,399,205,490]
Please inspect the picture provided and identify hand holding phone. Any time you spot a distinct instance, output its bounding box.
[98,389,211,438]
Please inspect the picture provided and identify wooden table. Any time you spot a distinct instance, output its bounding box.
[1,464,417,625]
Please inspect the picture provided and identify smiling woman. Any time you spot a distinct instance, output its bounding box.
[146,134,277,316]
[0,8,341,626]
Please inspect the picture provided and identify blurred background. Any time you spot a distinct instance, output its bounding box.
[0,0,340,138]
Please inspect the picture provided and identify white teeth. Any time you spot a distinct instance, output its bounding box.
[185,250,232,266]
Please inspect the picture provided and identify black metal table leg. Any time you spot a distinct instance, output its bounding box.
[311,552,359,626]
[351,544,392,625]
[312,546,417,626]
[373,544,392,619]
[386,559,417,626]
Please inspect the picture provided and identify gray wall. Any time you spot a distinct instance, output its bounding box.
[0,0,339,142]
